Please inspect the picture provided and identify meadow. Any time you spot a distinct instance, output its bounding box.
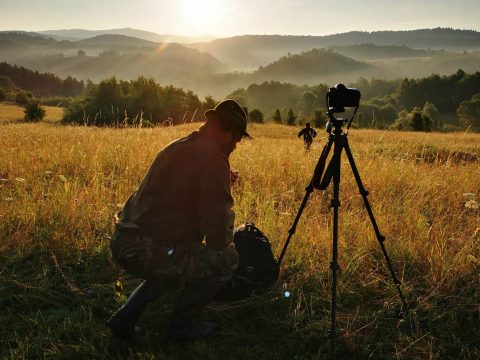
[0,103,65,124]
[0,119,479,359]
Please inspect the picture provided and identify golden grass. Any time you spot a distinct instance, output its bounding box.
[0,102,64,123]
[1,122,479,359]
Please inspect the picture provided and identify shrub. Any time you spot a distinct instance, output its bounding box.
[456,94,480,131]
[24,101,46,122]
[272,108,282,123]
[0,87,6,102]
[286,108,297,126]
[15,90,34,106]
[248,109,264,123]
[390,107,432,131]
[311,109,324,128]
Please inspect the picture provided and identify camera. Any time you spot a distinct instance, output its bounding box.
[326,83,361,113]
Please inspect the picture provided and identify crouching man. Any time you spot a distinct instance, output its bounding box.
[107,99,249,340]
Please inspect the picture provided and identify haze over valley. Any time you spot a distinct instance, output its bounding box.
[1,28,480,97]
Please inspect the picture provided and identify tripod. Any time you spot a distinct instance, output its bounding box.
[276,110,408,359]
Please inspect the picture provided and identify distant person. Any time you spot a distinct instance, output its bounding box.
[106,99,249,340]
[298,122,317,151]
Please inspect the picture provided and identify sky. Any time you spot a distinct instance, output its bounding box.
[1,0,480,37]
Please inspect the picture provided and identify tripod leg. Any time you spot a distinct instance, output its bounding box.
[276,185,314,269]
[343,138,408,312]
[328,134,343,360]
[277,135,334,269]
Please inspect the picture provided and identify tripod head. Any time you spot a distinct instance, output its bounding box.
[326,107,359,135]
[325,112,347,135]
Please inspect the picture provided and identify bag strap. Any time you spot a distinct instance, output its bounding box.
[235,222,271,246]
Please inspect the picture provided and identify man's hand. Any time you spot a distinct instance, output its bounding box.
[230,169,239,185]
[206,242,239,281]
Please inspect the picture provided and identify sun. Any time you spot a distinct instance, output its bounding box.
[182,0,223,33]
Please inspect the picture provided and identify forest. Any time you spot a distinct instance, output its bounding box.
[1,60,479,131]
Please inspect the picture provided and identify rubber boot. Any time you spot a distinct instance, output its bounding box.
[167,278,222,341]
[106,280,165,338]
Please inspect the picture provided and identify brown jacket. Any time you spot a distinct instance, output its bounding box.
[117,131,235,250]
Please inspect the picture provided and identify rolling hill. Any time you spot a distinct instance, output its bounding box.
[327,44,440,60]
[9,43,226,84]
[74,34,159,49]
[38,28,216,43]
[2,28,480,98]
[189,28,480,69]
[252,48,371,84]
[0,32,226,88]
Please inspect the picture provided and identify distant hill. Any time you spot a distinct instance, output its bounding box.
[0,31,64,49]
[2,28,480,98]
[189,28,480,69]
[322,28,480,48]
[328,44,440,60]
[38,28,216,44]
[370,52,480,80]
[75,34,158,49]
[252,48,371,83]
[10,43,226,84]
[0,32,226,88]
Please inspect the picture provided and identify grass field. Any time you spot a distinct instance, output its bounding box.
[0,121,479,359]
[0,103,64,123]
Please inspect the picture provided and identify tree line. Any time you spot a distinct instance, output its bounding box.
[0,62,478,130]
[62,77,217,126]
[0,62,84,98]
[227,70,480,131]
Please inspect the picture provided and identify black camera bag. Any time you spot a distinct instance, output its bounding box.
[217,223,278,301]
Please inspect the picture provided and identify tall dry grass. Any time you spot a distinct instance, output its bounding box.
[0,122,479,359]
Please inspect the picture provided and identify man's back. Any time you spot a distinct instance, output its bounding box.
[119,131,234,247]
[298,127,317,142]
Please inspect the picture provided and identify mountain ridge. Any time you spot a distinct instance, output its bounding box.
[38,27,216,44]
[1,28,480,97]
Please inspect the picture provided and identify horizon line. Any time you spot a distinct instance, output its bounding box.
[1,26,479,40]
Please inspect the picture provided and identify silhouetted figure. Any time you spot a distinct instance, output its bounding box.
[106,99,249,340]
[298,122,317,151]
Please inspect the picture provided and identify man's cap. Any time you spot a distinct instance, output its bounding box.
[205,99,250,138]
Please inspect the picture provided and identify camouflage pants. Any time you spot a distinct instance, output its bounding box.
[110,227,239,286]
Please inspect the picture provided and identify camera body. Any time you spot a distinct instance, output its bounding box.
[327,83,361,113]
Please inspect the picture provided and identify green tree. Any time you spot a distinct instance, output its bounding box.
[248,109,264,123]
[409,107,427,131]
[15,90,34,106]
[298,91,316,115]
[202,96,217,112]
[456,94,480,130]
[0,76,16,92]
[390,109,410,130]
[24,100,46,122]
[0,87,6,102]
[227,89,246,108]
[286,108,297,126]
[422,101,442,131]
[272,108,282,123]
[312,109,324,128]
[63,77,217,127]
